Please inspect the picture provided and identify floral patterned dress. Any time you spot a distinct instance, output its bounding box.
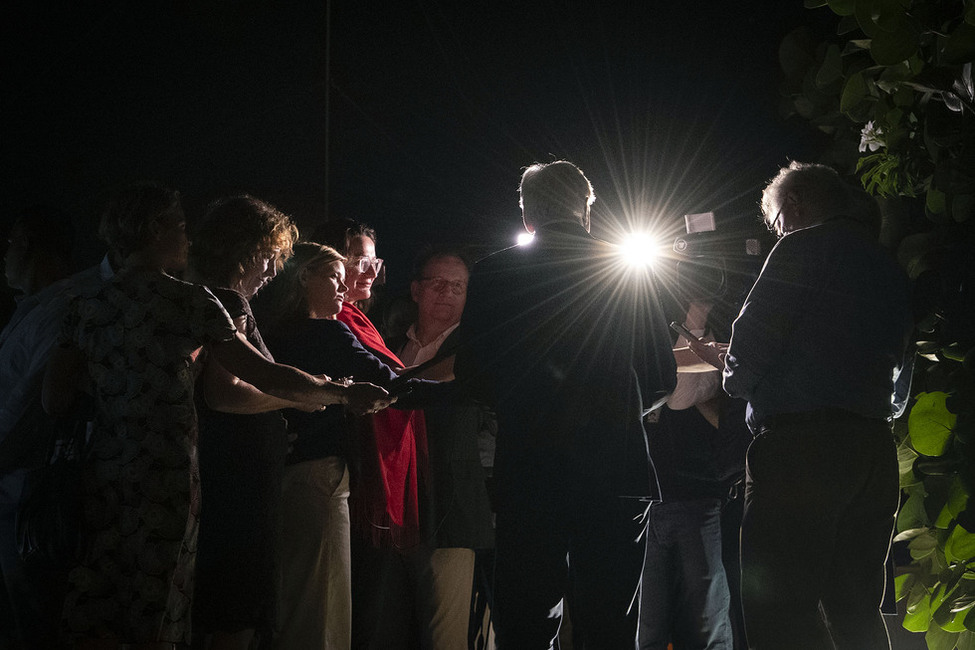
[59,269,236,644]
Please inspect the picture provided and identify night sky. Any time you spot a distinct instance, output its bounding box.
[3,0,835,293]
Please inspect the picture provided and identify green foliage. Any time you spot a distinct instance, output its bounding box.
[783,1,975,647]
[909,391,958,456]
[858,151,920,196]
[780,0,975,221]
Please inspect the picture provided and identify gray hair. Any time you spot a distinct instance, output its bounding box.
[761,162,851,230]
[519,160,595,228]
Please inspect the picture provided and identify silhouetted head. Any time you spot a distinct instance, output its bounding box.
[99,182,186,270]
[519,160,595,234]
[761,162,854,237]
[4,204,74,294]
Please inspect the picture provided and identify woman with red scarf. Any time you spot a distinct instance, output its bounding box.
[314,219,430,648]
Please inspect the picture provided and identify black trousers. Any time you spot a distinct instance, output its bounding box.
[740,411,898,649]
[492,490,648,649]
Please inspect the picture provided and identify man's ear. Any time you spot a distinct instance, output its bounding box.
[298,268,309,287]
[410,280,421,303]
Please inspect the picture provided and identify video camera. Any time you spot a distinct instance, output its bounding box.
[669,211,770,303]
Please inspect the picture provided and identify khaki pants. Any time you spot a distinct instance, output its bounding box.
[352,543,476,649]
[276,457,351,650]
[420,547,476,649]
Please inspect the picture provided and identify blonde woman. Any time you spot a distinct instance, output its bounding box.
[259,242,444,649]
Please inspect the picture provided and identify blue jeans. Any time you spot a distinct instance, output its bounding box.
[640,497,733,650]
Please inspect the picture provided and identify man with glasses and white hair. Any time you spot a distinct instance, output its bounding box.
[456,160,676,648]
[689,161,912,649]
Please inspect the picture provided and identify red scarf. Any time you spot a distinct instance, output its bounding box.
[338,303,428,549]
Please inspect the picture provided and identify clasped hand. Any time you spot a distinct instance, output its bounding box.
[343,382,396,415]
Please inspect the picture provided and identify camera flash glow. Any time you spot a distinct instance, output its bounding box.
[516,232,535,246]
[619,232,658,267]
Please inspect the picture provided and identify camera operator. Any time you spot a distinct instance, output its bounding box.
[687,162,912,649]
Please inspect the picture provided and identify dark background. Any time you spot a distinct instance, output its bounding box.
[2,0,834,295]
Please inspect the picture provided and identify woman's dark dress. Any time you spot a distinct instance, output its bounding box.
[193,288,289,634]
[60,270,236,644]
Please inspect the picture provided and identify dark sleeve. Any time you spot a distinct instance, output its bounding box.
[345,325,402,386]
[389,378,458,409]
[341,325,457,407]
[723,233,818,401]
[191,285,238,346]
[263,319,354,378]
[210,287,248,322]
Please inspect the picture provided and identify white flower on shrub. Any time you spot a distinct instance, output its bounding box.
[859,121,885,152]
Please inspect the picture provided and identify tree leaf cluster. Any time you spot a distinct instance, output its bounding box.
[784,0,975,222]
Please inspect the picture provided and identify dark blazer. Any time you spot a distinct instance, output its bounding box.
[455,220,676,508]
[409,328,495,550]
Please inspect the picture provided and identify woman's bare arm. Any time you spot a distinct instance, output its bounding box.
[204,354,319,414]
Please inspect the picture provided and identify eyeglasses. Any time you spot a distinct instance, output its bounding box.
[348,256,383,274]
[419,276,467,295]
[768,209,785,237]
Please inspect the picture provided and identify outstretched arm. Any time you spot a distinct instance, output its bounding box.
[203,353,322,414]
[210,332,392,413]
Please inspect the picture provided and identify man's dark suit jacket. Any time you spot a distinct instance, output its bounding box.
[455,220,676,509]
[390,328,496,551]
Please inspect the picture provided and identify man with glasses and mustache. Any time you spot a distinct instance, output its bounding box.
[456,160,676,648]
[687,162,912,649]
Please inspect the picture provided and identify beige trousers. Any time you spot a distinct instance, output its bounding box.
[275,457,351,650]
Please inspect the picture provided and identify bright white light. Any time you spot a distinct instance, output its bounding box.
[619,232,658,267]
[516,232,535,246]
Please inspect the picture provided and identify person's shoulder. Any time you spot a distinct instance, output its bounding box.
[317,318,352,334]
[792,219,893,261]
[177,276,222,304]
[28,277,73,306]
[788,218,864,244]
[208,286,248,317]
[472,245,521,271]
[285,317,354,340]
[767,224,829,257]
[156,276,233,322]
